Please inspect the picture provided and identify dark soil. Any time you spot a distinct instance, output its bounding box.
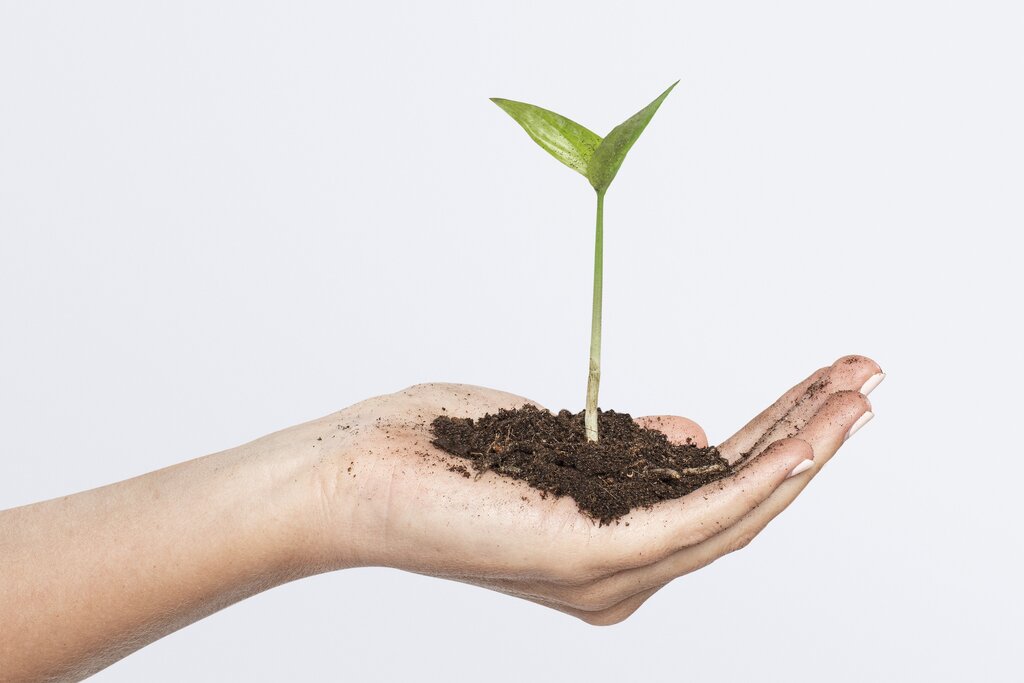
[431,405,733,524]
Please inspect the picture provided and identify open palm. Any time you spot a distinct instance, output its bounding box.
[316,355,881,624]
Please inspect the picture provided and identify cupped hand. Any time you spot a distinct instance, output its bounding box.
[310,355,882,624]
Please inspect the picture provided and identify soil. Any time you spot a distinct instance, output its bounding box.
[431,405,733,524]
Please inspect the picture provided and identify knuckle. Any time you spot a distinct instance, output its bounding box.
[574,587,658,625]
[584,597,647,626]
[568,586,620,612]
[543,557,594,586]
[725,529,758,555]
[577,606,630,626]
[830,389,872,412]
[578,607,631,627]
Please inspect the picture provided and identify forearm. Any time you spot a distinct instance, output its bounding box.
[0,431,329,682]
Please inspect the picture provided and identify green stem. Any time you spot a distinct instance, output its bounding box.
[585,190,605,442]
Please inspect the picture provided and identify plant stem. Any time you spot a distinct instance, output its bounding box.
[585,190,605,442]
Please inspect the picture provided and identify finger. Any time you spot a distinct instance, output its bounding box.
[578,438,813,576]
[716,366,828,463]
[667,390,872,575]
[575,393,872,599]
[719,355,882,463]
[788,389,873,473]
[634,415,708,447]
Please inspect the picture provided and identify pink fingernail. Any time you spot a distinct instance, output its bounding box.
[786,459,814,479]
[860,372,886,396]
[845,411,874,440]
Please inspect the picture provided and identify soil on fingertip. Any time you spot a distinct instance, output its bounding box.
[430,405,734,524]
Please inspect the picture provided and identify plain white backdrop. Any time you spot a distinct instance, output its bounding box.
[1,1,1021,681]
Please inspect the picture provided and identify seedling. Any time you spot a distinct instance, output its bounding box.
[491,81,678,441]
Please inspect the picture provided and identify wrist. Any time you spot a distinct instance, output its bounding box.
[241,411,371,576]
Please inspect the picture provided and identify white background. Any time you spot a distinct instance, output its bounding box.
[2,1,1021,681]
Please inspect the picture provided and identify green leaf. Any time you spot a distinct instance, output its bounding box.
[587,81,679,194]
[490,98,603,177]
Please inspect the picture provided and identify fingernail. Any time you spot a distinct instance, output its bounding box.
[845,411,874,440]
[786,459,815,479]
[860,372,885,396]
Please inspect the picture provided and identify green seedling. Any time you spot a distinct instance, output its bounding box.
[492,81,678,442]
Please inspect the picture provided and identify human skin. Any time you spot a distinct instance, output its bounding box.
[0,355,881,681]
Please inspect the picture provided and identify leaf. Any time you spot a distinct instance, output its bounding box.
[490,98,603,177]
[587,80,679,194]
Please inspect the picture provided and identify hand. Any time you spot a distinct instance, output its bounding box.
[0,355,882,679]
[311,355,882,624]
